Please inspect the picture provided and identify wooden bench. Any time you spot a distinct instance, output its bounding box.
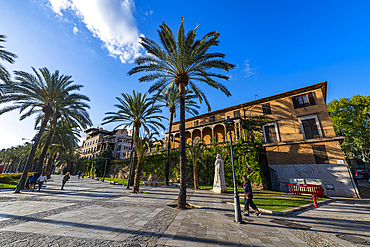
[142,182,162,186]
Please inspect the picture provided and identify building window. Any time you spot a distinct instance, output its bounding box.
[312,145,329,164]
[292,92,317,109]
[210,116,215,122]
[299,115,323,140]
[233,110,240,117]
[194,120,199,126]
[262,103,272,115]
[116,153,120,158]
[116,145,121,151]
[263,122,280,143]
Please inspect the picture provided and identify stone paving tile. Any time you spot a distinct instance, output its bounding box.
[0,200,72,221]
[0,175,366,246]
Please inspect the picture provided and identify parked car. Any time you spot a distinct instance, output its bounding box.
[360,171,369,180]
[354,172,363,180]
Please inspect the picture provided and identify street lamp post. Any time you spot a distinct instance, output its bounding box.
[224,116,242,223]
[102,158,109,182]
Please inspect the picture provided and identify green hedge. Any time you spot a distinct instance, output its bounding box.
[110,138,265,187]
[0,172,32,182]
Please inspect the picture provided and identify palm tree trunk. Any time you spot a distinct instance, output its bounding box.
[130,151,137,186]
[4,158,12,172]
[46,154,56,179]
[7,158,15,173]
[126,127,136,189]
[130,126,140,187]
[132,161,143,193]
[36,117,57,173]
[15,158,22,172]
[35,133,52,173]
[165,110,174,185]
[193,160,199,189]
[177,82,187,209]
[15,109,52,193]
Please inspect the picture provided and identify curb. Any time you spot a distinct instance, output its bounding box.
[227,198,334,215]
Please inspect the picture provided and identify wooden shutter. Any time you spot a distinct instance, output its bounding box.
[265,125,278,143]
[312,145,329,164]
[292,96,299,109]
[302,119,320,139]
[308,92,316,105]
[262,103,271,114]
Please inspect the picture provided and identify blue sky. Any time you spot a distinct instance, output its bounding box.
[1,0,370,149]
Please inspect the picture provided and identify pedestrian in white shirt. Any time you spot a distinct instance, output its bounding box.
[37,173,47,192]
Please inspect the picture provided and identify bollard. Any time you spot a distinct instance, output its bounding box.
[312,195,318,208]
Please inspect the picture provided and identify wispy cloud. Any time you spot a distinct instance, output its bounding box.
[243,59,257,78]
[72,26,78,34]
[47,0,143,63]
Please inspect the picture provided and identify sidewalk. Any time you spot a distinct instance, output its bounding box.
[0,175,368,246]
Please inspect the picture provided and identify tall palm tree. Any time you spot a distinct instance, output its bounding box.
[132,133,156,193]
[186,139,206,190]
[0,34,17,84]
[34,82,92,173]
[153,84,200,185]
[128,18,235,208]
[0,67,86,192]
[102,90,166,188]
[39,120,81,177]
[55,145,80,173]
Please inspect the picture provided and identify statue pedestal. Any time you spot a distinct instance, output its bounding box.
[212,187,227,193]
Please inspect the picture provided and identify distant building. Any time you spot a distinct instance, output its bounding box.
[169,81,358,197]
[80,127,133,159]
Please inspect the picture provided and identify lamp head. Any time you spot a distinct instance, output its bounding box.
[224,116,234,132]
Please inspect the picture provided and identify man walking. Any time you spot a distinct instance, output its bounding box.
[36,173,47,192]
[29,171,40,192]
[61,172,70,190]
[242,175,261,217]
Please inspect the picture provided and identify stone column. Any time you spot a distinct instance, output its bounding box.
[211,127,215,143]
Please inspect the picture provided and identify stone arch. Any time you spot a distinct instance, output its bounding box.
[214,124,225,142]
[202,127,212,144]
[185,131,192,144]
[174,133,180,148]
[192,129,201,143]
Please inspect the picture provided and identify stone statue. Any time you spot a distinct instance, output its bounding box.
[212,154,227,193]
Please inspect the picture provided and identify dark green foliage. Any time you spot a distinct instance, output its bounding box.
[62,166,68,175]
[327,95,370,162]
[93,157,109,177]
[99,146,114,160]
[112,140,265,187]
[0,34,17,83]
[82,159,93,175]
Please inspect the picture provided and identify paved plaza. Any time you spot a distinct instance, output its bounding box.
[0,175,369,247]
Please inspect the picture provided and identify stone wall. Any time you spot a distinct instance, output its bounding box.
[266,140,346,165]
[269,164,359,198]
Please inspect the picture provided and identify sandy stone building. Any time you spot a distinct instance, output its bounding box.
[169,81,358,197]
[80,127,133,160]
